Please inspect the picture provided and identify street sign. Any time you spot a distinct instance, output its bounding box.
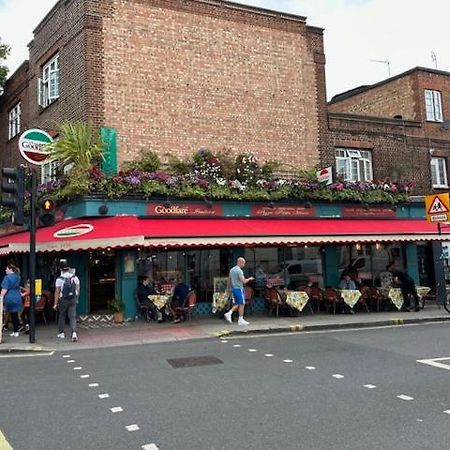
[18,129,53,165]
[425,193,450,223]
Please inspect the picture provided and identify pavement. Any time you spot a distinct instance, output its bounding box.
[1,303,450,352]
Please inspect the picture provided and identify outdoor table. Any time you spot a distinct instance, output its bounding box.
[416,286,431,302]
[212,292,229,312]
[148,294,170,310]
[339,289,362,309]
[388,288,403,310]
[285,290,310,312]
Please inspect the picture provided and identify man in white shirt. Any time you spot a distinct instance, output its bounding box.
[54,260,80,342]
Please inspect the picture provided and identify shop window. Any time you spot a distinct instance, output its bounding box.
[335,148,373,182]
[424,89,443,122]
[431,157,448,188]
[8,102,21,139]
[38,54,60,108]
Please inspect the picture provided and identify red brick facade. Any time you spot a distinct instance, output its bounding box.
[0,0,327,171]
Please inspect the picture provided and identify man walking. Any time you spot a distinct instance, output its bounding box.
[224,257,254,326]
[54,260,80,342]
[386,263,420,312]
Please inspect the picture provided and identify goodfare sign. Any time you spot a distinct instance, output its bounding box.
[18,129,53,165]
[317,167,333,186]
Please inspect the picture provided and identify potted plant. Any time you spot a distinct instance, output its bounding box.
[110,298,125,323]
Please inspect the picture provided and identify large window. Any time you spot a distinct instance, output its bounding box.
[38,54,60,108]
[431,157,448,188]
[425,89,443,122]
[41,160,58,183]
[335,148,373,182]
[8,102,21,139]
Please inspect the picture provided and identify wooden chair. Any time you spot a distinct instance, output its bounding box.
[264,287,284,317]
[35,295,48,325]
[323,287,340,314]
[174,290,197,321]
[307,285,323,313]
[366,286,383,312]
[244,286,254,314]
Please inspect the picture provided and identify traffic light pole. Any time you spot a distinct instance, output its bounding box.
[29,169,37,344]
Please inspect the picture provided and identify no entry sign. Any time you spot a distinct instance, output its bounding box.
[18,129,53,165]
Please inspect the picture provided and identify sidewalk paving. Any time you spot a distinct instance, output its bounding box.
[1,304,450,352]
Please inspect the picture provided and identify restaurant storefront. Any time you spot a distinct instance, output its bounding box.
[0,198,447,319]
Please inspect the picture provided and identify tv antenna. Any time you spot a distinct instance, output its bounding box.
[370,59,391,77]
[431,51,438,69]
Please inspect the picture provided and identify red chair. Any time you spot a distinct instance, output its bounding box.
[323,287,341,314]
[367,286,384,312]
[174,290,197,321]
[244,286,254,314]
[264,287,283,317]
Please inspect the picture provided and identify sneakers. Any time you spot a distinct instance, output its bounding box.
[57,332,65,339]
[9,332,19,337]
[224,311,232,324]
[71,332,78,342]
[172,318,181,324]
[238,317,250,326]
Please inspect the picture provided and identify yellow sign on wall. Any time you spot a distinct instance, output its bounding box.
[35,279,42,296]
[425,193,450,223]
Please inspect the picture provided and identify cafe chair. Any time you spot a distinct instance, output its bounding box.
[366,286,383,312]
[245,286,254,315]
[174,290,197,321]
[306,285,323,313]
[323,287,340,314]
[264,287,284,318]
[35,295,48,325]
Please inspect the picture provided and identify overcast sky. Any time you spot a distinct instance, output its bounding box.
[1,0,449,100]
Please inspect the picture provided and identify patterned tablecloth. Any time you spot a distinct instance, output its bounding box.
[388,288,403,310]
[148,294,170,310]
[339,289,362,308]
[212,292,229,311]
[285,291,309,312]
[416,286,431,300]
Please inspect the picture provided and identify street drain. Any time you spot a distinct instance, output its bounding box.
[167,355,223,368]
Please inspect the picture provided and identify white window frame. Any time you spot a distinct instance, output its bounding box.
[335,148,373,182]
[431,157,448,188]
[8,102,21,139]
[38,54,60,108]
[41,160,58,183]
[425,89,443,122]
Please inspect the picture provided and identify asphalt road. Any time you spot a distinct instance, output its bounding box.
[2,322,450,450]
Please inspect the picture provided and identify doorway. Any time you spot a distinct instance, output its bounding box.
[89,250,116,312]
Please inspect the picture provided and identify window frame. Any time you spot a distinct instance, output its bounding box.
[8,102,21,139]
[431,156,448,188]
[425,89,443,122]
[38,54,60,108]
[335,148,373,182]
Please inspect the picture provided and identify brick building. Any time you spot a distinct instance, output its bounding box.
[0,0,327,172]
[327,67,450,195]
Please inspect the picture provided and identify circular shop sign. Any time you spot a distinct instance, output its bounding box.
[18,128,53,165]
[54,224,94,239]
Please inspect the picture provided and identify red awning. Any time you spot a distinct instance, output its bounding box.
[0,216,449,254]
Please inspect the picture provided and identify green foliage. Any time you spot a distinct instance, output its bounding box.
[123,149,161,172]
[109,298,124,313]
[297,169,318,181]
[0,38,11,89]
[261,160,280,178]
[166,154,191,175]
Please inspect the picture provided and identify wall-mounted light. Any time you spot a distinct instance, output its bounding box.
[204,197,213,209]
[375,242,382,250]
[267,201,275,209]
[391,204,397,212]
[362,203,370,210]
[98,204,108,215]
[355,243,362,251]
[304,201,312,209]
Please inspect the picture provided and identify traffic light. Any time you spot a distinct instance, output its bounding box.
[39,197,56,226]
[1,166,26,226]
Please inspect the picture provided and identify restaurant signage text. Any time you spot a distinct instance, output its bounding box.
[341,206,396,218]
[147,203,223,217]
[251,205,315,218]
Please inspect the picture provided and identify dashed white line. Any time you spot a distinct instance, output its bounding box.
[126,424,139,432]
[364,384,377,389]
[283,359,293,363]
[305,366,316,370]
[332,374,344,379]
[62,355,71,358]
[67,360,75,363]
[80,374,90,379]
[264,354,274,357]
[221,340,228,343]
[142,444,159,450]
[233,344,241,348]
[397,395,414,401]
[73,367,82,371]
[248,349,257,352]
[98,393,110,399]
[89,383,99,388]
[110,407,123,413]
[443,410,450,415]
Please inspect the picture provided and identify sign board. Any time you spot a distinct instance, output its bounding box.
[317,167,333,187]
[18,129,53,165]
[425,193,450,223]
[35,279,42,296]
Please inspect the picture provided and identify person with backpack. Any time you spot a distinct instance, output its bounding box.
[54,260,80,342]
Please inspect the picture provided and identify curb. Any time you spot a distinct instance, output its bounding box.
[0,344,55,354]
[218,315,450,337]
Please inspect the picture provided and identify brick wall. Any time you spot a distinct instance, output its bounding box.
[101,0,326,169]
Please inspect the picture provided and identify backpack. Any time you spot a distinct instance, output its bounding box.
[61,276,76,300]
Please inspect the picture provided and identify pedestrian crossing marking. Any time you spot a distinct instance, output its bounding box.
[417,356,450,371]
[0,430,13,450]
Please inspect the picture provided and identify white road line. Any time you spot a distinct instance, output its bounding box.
[233,344,241,348]
[332,374,344,379]
[88,383,99,388]
[98,393,110,399]
[126,424,139,432]
[73,367,82,371]
[264,354,274,357]
[67,360,75,363]
[305,366,316,370]
[443,410,450,415]
[142,444,159,450]
[221,340,228,343]
[417,357,450,371]
[283,359,293,363]
[0,429,13,450]
[62,355,71,358]
[110,407,123,413]
[248,349,257,352]
[397,395,414,401]
[364,384,377,389]
[80,374,90,379]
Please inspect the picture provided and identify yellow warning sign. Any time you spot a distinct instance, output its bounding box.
[425,193,450,222]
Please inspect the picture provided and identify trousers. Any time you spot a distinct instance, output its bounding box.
[58,299,77,333]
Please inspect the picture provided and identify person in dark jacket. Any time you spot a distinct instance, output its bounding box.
[386,263,420,312]
[136,276,161,322]
[169,280,190,324]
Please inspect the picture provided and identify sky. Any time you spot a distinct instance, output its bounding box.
[0,0,449,100]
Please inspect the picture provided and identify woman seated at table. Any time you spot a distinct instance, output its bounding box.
[339,272,357,290]
[137,276,162,322]
[168,279,190,324]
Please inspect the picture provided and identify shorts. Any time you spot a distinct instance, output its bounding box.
[231,287,245,305]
